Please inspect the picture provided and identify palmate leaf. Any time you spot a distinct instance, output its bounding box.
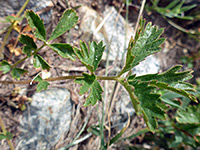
[25,10,46,41]
[74,41,105,73]
[11,68,28,80]
[48,9,78,42]
[33,54,50,71]
[128,80,168,131]
[48,43,76,61]
[75,73,103,106]
[120,18,165,75]
[134,65,197,102]
[35,75,50,92]
[124,65,197,131]
[19,34,37,56]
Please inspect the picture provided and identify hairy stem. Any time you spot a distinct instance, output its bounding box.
[0,75,122,84]
[11,43,46,68]
[0,117,15,150]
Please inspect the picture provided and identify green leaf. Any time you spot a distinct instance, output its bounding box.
[87,125,101,136]
[176,105,200,125]
[166,0,180,9]
[149,81,197,102]
[2,15,23,23]
[150,0,196,20]
[33,54,50,71]
[48,9,78,41]
[128,80,167,131]
[0,60,11,74]
[120,18,165,75]
[180,4,197,12]
[160,96,183,109]
[5,131,13,140]
[134,65,193,85]
[119,77,140,113]
[74,41,105,72]
[25,10,46,41]
[19,34,37,56]
[11,68,28,80]
[35,75,50,92]
[75,73,103,106]
[125,65,197,131]
[133,65,197,102]
[48,43,76,61]
[0,134,7,140]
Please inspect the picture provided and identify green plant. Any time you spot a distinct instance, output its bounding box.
[0,117,14,150]
[148,0,197,20]
[138,91,200,150]
[0,8,198,149]
[146,0,200,39]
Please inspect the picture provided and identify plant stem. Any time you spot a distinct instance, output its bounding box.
[0,117,6,135]
[0,75,121,84]
[0,23,14,59]
[16,0,30,18]
[0,117,15,150]
[0,0,30,59]
[11,43,46,68]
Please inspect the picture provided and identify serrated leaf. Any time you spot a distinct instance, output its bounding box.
[36,80,50,92]
[74,41,105,72]
[135,65,193,83]
[33,54,50,71]
[149,81,197,102]
[176,105,200,125]
[0,60,11,74]
[75,73,103,106]
[19,34,37,56]
[132,65,197,102]
[34,75,50,92]
[48,43,76,61]
[127,80,167,131]
[19,34,37,49]
[125,65,197,131]
[120,18,165,75]
[48,9,78,41]
[11,68,28,80]
[25,10,46,41]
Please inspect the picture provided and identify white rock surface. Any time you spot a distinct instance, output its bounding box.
[17,88,72,150]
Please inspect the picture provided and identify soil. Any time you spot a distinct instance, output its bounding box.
[0,0,199,149]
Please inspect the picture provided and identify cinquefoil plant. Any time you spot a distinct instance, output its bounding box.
[0,8,197,134]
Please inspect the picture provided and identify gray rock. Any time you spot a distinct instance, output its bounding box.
[0,0,52,24]
[133,55,160,76]
[79,6,134,62]
[17,88,72,150]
